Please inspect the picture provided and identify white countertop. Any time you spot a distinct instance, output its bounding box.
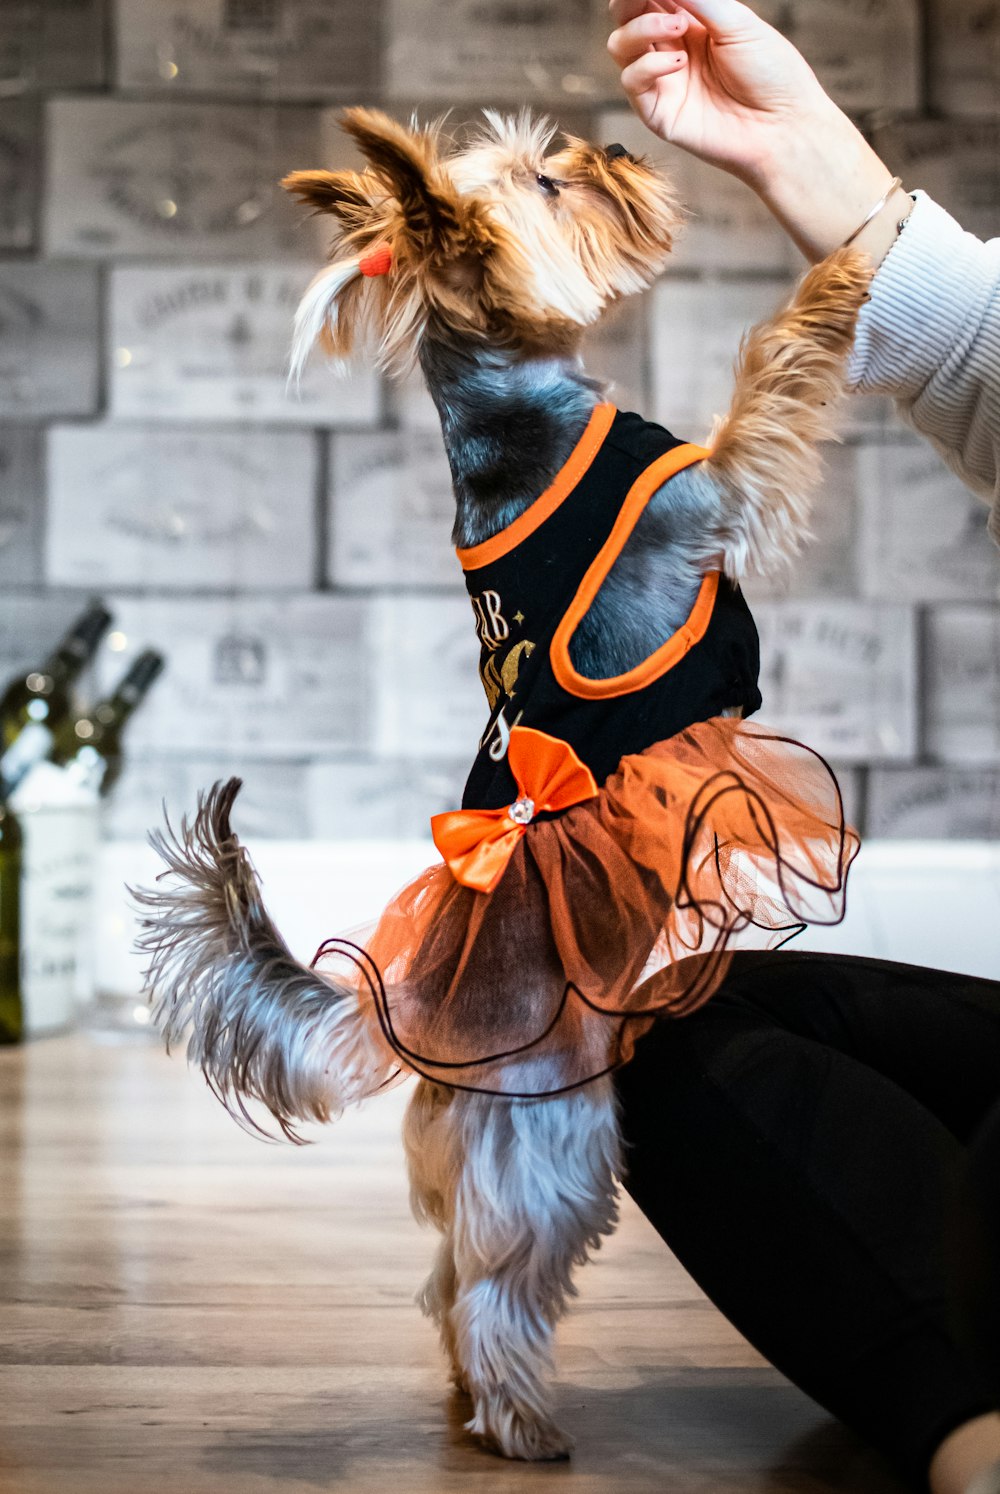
[95,839,1000,998]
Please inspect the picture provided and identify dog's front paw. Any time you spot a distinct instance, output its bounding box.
[467,1401,573,1461]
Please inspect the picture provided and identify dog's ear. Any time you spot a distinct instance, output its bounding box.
[284,110,527,379]
[338,107,468,260]
[280,169,378,223]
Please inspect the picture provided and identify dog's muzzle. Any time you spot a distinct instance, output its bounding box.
[604,143,634,163]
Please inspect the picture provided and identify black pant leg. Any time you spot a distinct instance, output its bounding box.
[953,1099,1000,1388]
[614,952,1000,1489]
[716,951,1000,1143]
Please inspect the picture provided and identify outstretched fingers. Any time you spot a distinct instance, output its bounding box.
[609,0,680,25]
[649,0,760,32]
[619,47,691,103]
[607,8,690,67]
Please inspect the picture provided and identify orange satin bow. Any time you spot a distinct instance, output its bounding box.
[431,726,599,893]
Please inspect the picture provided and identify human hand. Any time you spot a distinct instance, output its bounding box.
[607,0,833,189]
[607,0,902,264]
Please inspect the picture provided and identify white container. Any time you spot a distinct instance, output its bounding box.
[11,764,99,1035]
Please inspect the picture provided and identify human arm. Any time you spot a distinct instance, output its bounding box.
[847,192,1000,529]
[608,0,1000,525]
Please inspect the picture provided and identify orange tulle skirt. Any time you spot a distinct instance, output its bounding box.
[316,718,859,1097]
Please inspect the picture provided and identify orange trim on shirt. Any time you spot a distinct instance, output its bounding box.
[456,402,617,572]
[550,442,718,700]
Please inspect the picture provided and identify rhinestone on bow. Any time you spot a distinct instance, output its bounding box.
[508,795,535,825]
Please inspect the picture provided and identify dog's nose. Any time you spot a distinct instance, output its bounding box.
[604,143,634,163]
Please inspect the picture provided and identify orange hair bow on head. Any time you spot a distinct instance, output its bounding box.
[431,726,599,894]
[358,243,393,277]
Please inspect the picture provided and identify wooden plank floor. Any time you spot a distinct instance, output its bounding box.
[0,1034,908,1494]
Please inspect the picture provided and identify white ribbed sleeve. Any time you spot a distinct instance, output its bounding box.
[847,191,1000,545]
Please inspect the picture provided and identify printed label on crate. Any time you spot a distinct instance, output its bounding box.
[0,597,99,681]
[925,607,1000,765]
[0,102,37,250]
[868,767,1000,838]
[598,109,796,276]
[0,0,105,91]
[927,0,1000,118]
[652,278,795,439]
[45,97,338,258]
[373,595,486,758]
[829,764,861,831]
[857,439,1000,603]
[390,373,442,433]
[874,120,1000,243]
[308,757,467,839]
[330,430,459,589]
[652,276,892,439]
[109,265,379,425]
[94,596,372,755]
[0,425,42,586]
[47,425,317,590]
[581,295,650,416]
[0,263,100,419]
[103,754,312,840]
[386,0,607,103]
[754,0,920,115]
[754,601,918,762]
[116,0,380,98]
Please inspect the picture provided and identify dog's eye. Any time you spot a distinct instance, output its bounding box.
[535,173,559,197]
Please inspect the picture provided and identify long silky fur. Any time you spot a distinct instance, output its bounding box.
[404,1075,622,1459]
[703,247,873,582]
[134,778,395,1142]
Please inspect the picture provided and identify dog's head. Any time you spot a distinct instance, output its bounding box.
[282,108,681,378]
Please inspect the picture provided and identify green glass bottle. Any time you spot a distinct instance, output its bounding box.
[0,792,22,1044]
[0,600,113,752]
[50,650,165,798]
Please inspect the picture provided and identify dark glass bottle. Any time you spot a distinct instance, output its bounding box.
[0,794,22,1044]
[50,650,165,798]
[0,600,113,752]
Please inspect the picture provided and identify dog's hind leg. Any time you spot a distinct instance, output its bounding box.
[403,1080,467,1390]
[448,1078,622,1461]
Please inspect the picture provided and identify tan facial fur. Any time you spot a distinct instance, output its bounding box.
[281,107,683,377]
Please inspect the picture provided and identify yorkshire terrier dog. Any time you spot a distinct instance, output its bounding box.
[137,109,869,1462]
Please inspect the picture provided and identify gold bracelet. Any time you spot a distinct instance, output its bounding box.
[841,176,903,248]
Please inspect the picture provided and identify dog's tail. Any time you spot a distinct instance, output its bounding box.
[133,779,398,1141]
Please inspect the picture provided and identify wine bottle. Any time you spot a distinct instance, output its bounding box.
[0,600,113,753]
[0,791,22,1044]
[50,649,165,798]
